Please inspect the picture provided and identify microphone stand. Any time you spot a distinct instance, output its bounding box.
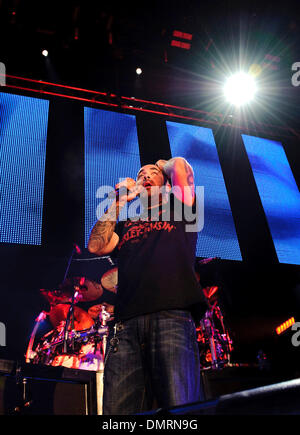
[62,244,80,354]
[63,289,77,354]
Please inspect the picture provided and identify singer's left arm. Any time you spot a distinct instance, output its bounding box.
[155,157,195,206]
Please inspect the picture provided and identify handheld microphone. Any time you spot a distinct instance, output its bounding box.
[108,187,129,199]
[115,187,129,198]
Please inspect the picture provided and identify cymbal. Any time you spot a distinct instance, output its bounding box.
[59,277,103,302]
[40,288,72,307]
[49,304,94,331]
[101,268,118,293]
[76,278,104,302]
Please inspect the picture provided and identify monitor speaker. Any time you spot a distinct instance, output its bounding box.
[201,366,288,400]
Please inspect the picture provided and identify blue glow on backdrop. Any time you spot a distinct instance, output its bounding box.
[0,92,49,244]
[166,121,242,261]
[84,107,141,247]
[242,134,300,265]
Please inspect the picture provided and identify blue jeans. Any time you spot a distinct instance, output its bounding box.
[103,310,203,415]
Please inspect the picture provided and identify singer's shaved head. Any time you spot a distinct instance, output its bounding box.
[136,164,161,180]
[136,164,167,186]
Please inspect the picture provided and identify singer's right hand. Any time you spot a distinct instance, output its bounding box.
[115,178,144,203]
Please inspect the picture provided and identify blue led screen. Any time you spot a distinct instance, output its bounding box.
[166,121,242,261]
[84,107,141,246]
[242,134,300,265]
[0,92,49,244]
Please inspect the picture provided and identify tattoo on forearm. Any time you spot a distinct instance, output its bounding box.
[88,201,120,252]
[183,160,194,187]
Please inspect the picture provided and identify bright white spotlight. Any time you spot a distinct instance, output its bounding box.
[224,72,257,106]
[42,49,48,57]
[136,67,142,75]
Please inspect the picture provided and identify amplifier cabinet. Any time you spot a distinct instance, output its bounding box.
[0,359,101,415]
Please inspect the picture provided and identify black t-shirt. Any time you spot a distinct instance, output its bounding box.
[112,193,208,322]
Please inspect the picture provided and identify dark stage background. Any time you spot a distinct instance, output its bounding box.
[0,87,300,381]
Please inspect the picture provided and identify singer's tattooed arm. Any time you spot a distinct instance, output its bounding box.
[88,177,141,255]
[157,157,195,206]
[88,200,121,255]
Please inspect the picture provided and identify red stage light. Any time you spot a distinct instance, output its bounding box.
[171,40,191,50]
[171,29,192,50]
[172,30,193,40]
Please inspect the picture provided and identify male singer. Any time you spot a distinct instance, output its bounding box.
[88,157,207,414]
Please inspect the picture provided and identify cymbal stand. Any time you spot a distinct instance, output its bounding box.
[62,244,80,354]
[203,310,219,370]
[25,311,47,363]
[62,288,78,354]
[100,306,110,358]
[14,365,33,414]
[214,304,233,363]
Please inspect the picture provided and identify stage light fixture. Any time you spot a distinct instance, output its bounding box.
[276,317,295,335]
[136,67,142,75]
[42,50,48,57]
[224,72,257,106]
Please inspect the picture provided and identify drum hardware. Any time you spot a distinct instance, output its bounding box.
[25,251,117,416]
[49,304,94,331]
[69,325,109,342]
[100,304,111,357]
[27,303,111,370]
[63,288,77,354]
[35,255,116,368]
[63,243,82,283]
[197,286,233,370]
[33,324,109,355]
[203,313,219,370]
[99,255,115,266]
[88,302,114,321]
[13,365,33,413]
[53,243,102,354]
[48,303,95,355]
[25,311,48,363]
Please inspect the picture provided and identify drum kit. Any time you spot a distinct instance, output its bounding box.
[196,290,233,370]
[26,253,233,374]
[195,257,234,370]
[25,265,118,373]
